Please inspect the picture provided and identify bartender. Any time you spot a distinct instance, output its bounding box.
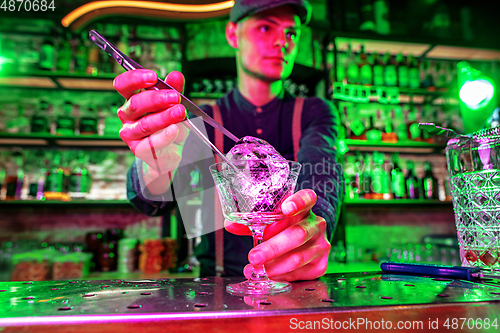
[114,0,344,280]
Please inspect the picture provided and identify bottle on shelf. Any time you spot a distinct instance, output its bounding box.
[381,117,398,143]
[114,25,130,74]
[69,151,90,199]
[406,107,422,141]
[359,45,372,85]
[422,161,438,200]
[394,106,408,141]
[396,52,409,88]
[103,103,122,136]
[346,44,359,85]
[56,33,72,72]
[420,105,434,143]
[371,151,390,200]
[384,52,397,87]
[4,151,24,201]
[79,104,99,135]
[56,102,76,136]
[39,36,56,71]
[361,153,373,199]
[44,151,64,200]
[365,115,382,142]
[405,160,420,200]
[27,150,47,201]
[372,52,384,86]
[73,34,89,74]
[408,55,421,89]
[352,151,363,197]
[390,153,406,199]
[30,100,51,134]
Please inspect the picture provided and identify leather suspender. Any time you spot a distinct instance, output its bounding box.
[212,103,225,277]
[211,97,304,277]
[292,97,304,162]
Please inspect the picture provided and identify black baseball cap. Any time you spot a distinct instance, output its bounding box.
[230,0,312,25]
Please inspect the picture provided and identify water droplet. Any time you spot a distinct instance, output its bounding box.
[194,303,207,308]
[58,306,73,311]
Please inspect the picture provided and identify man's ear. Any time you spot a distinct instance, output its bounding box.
[225,21,238,49]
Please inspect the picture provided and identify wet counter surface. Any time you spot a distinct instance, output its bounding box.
[1,271,500,332]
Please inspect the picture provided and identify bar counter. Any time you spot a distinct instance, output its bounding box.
[1,271,500,332]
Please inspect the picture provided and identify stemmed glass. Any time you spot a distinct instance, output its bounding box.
[210,159,301,296]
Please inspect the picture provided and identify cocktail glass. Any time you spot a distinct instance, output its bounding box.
[210,159,301,295]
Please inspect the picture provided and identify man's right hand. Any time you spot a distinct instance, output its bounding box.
[113,69,189,194]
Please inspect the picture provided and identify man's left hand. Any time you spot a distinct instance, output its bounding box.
[225,189,331,281]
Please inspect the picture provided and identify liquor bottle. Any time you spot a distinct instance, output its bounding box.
[390,153,406,199]
[86,43,100,76]
[394,106,408,141]
[421,60,435,89]
[371,152,390,200]
[365,116,382,142]
[408,55,421,89]
[73,34,88,73]
[396,52,409,88]
[422,161,438,200]
[114,25,130,73]
[79,104,99,135]
[359,45,372,85]
[31,100,51,134]
[361,153,373,199]
[352,151,363,196]
[45,151,64,198]
[27,151,47,201]
[56,33,72,72]
[69,151,89,199]
[373,52,384,86]
[381,118,398,143]
[4,151,24,201]
[346,44,359,85]
[406,107,421,141]
[384,52,397,87]
[39,36,55,71]
[420,105,434,143]
[56,101,76,136]
[104,103,122,136]
[405,160,420,200]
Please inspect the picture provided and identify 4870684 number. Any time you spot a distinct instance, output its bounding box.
[443,318,498,330]
[1,0,55,11]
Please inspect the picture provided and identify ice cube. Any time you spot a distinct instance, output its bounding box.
[226,136,291,212]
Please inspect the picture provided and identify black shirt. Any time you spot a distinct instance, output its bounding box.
[127,88,344,277]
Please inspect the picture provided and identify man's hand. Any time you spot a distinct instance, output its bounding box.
[225,189,331,281]
[113,69,189,193]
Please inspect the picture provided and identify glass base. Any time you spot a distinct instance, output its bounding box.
[226,279,292,296]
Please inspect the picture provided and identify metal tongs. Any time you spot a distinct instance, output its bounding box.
[88,30,240,169]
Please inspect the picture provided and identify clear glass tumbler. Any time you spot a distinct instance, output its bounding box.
[446,130,500,273]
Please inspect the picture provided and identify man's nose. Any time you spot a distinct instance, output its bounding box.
[274,30,288,49]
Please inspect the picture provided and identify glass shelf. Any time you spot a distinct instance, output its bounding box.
[0,199,131,207]
[0,70,117,91]
[344,139,446,154]
[344,199,452,206]
[0,133,126,148]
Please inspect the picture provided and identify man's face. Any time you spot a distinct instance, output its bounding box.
[233,6,302,82]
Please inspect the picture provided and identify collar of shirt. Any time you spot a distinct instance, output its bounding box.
[232,87,286,115]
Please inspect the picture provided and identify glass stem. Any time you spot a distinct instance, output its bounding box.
[249,225,269,283]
